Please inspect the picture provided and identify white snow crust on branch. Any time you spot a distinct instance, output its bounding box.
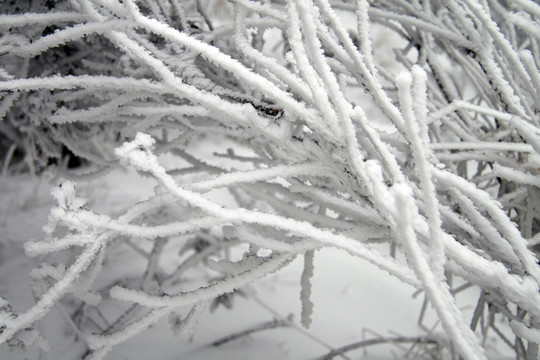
[0,0,539,359]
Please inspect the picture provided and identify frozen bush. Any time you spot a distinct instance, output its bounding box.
[0,0,539,359]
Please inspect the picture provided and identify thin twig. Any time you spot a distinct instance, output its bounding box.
[211,317,292,347]
[315,335,439,360]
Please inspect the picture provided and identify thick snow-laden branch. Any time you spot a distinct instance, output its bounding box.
[388,182,487,360]
[398,68,446,281]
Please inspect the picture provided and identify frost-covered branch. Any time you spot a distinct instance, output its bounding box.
[0,0,538,359]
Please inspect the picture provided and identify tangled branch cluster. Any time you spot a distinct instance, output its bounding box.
[0,0,539,359]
